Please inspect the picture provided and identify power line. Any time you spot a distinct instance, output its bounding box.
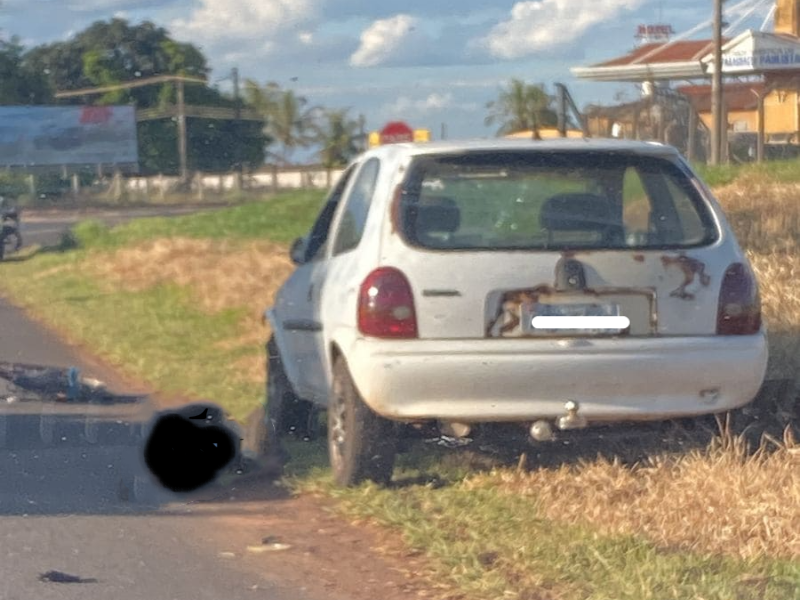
[54,75,207,99]
[724,0,772,36]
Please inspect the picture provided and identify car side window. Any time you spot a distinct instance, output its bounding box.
[332,158,380,256]
[305,166,356,262]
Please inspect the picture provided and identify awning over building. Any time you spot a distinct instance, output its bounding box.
[571,40,720,82]
[572,30,800,82]
[702,30,800,74]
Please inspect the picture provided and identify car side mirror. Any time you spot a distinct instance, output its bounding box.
[290,237,307,265]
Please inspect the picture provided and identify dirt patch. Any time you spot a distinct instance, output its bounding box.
[185,478,439,600]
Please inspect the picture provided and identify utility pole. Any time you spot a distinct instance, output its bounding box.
[177,78,189,184]
[711,0,724,165]
[358,114,366,151]
[232,67,243,189]
[441,122,448,140]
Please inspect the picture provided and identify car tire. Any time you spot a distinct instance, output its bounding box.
[258,337,315,468]
[328,356,397,487]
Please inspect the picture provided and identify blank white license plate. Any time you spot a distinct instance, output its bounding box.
[524,302,628,335]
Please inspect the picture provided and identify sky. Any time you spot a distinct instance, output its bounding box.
[0,0,775,143]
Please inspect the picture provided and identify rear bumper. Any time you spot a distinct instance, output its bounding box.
[346,334,768,422]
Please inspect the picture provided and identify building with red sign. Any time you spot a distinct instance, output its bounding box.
[572,0,800,161]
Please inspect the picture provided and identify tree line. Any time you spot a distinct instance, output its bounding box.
[1,18,364,175]
[2,18,565,177]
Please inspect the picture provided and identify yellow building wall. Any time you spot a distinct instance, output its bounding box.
[764,90,799,134]
[697,111,758,133]
[775,0,800,36]
[505,128,585,139]
[695,90,799,136]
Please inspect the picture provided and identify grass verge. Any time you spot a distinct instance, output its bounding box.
[0,190,325,421]
[284,439,800,600]
[0,182,798,599]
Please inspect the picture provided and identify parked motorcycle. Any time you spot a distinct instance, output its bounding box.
[0,197,22,260]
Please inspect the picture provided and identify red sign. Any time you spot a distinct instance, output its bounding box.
[380,121,414,144]
[80,106,113,124]
[636,24,674,39]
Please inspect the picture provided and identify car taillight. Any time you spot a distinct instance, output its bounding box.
[358,267,418,339]
[717,262,762,335]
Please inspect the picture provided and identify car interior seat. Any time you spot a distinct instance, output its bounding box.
[409,196,462,247]
[540,193,625,247]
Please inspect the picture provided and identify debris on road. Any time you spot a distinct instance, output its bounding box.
[39,570,98,584]
[0,362,141,405]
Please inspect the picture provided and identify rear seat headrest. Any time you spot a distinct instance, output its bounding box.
[540,193,620,232]
[412,196,461,236]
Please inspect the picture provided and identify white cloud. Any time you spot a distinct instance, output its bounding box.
[384,92,479,116]
[65,0,174,12]
[172,0,318,43]
[350,14,419,67]
[480,0,645,60]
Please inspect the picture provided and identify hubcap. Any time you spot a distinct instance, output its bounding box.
[329,389,347,471]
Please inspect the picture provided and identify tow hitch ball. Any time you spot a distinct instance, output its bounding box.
[530,401,588,442]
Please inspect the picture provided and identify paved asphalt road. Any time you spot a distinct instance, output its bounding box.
[0,260,315,598]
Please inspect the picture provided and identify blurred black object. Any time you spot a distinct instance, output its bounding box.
[143,404,239,493]
[0,196,22,260]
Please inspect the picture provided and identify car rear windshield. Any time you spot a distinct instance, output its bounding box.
[399,151,719,251]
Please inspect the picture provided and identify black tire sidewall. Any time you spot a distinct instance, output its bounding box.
[329,357,397,487]
[261,338,290,459]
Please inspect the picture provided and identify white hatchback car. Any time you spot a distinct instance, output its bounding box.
[262,138,768,486]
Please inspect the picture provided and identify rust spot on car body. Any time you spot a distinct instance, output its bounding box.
[660,255,710,300]
[633,254,645,263]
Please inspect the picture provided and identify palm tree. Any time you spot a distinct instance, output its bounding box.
[244,80,319,164]
[314,109,361,168]
[485,79,558,138]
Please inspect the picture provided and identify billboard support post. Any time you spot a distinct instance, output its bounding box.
[177,79,189,187]
[71,174,80,200]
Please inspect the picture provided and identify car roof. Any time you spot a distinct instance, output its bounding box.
[363,138,681,162]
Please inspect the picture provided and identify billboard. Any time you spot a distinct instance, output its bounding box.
[0,105,139,169]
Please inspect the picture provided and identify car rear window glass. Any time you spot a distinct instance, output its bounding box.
[399,151,719,251]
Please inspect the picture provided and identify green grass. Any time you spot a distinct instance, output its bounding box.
[286,441,800,600]
[693,158,800,188]
[70,189,326,250]
[0,189,327,421]
[0,257,261,419]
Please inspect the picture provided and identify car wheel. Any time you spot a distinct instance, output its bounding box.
[328,356,397,487]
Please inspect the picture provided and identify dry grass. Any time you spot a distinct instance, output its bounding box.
[85,237,293,319]
[716,180,800,381]
[473,431,800,561]
[83,237,294,386]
